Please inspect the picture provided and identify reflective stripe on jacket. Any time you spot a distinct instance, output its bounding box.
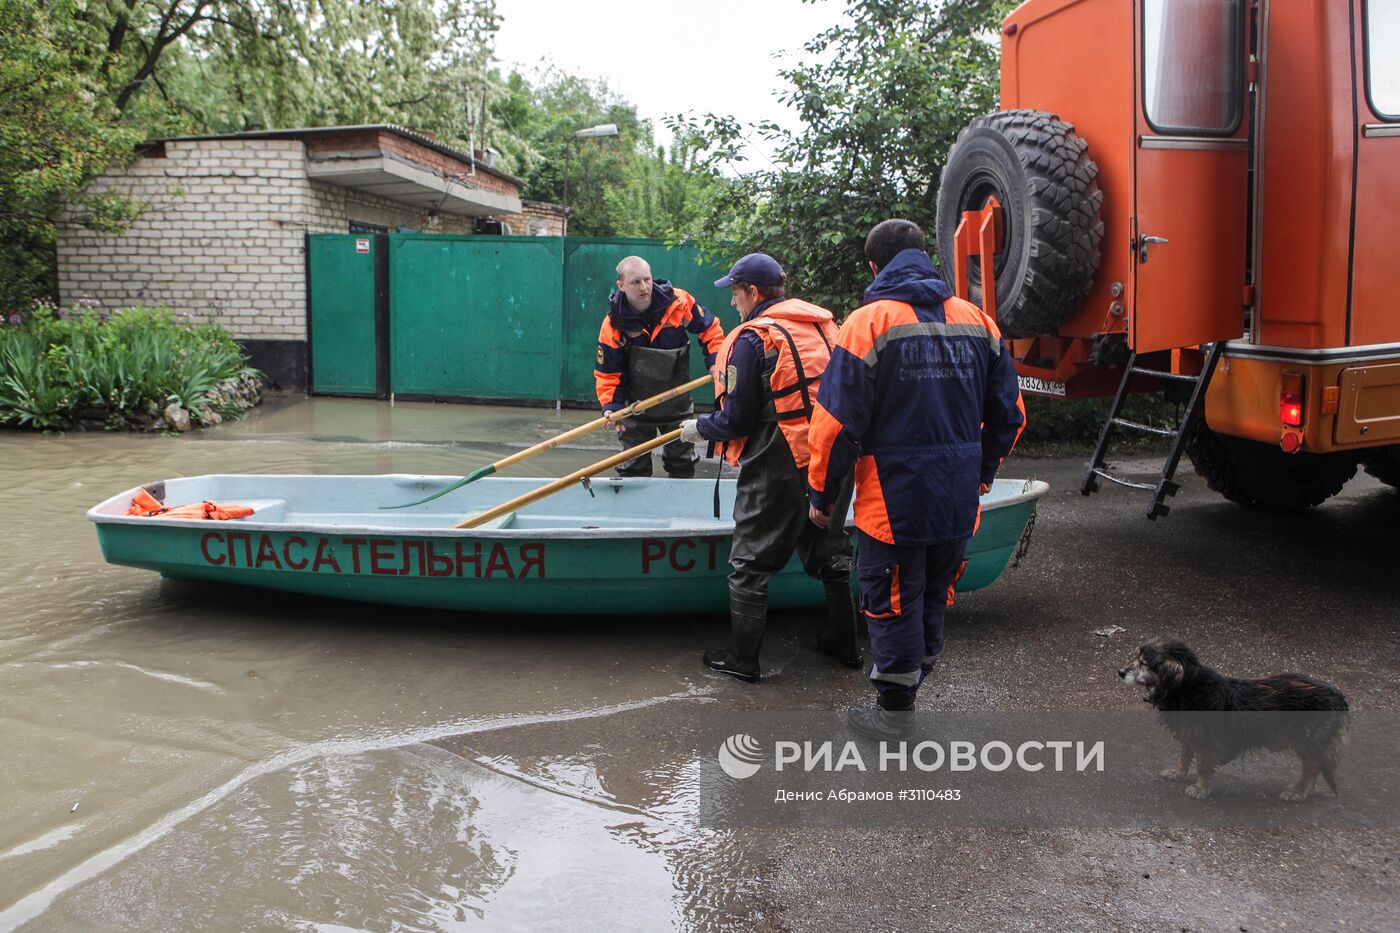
[807,249,1025,546]
[711,298,837,468]
[594,282,724,411]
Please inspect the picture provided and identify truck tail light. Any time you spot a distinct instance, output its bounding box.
[1280,372,1304,427]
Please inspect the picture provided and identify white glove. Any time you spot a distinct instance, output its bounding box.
[679,419,704,444]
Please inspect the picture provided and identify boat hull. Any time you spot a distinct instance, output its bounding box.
[88,475,1047,615]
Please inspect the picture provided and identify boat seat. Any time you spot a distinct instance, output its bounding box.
[471,511,516,530]
[236,499,287,521]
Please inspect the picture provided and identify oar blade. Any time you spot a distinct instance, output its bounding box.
[380,464,495,509]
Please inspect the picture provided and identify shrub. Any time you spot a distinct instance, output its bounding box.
[1015,393,1183,456]
[0,303,258,430]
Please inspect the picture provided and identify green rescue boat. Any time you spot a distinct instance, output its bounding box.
[88,474,1047,615]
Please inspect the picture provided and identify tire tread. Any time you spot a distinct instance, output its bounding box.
[937,109,1105,337]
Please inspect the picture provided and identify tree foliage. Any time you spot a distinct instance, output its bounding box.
[0,0,141,309]
[156,0,502,141]
[673,0,1012,314]
[604,139,725,240]
[485,69,729,238]
[0,0,739,309]
[69,0,723,239]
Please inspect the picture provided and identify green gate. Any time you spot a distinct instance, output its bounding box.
[307,233,736,404]
[308,234,379,395]
[389,235,563,401]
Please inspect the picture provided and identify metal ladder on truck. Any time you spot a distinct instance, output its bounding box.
[1079,343,1224,520]
[950,195,1225,522]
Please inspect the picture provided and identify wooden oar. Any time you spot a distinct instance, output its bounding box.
[383,375,711,509]
[454,429,683,529]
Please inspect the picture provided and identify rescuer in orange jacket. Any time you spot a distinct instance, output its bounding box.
[595,255,725,478]
[677,253,861,682]
[807,220,1025,740]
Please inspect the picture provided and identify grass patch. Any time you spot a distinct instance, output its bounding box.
[0,301,259,430]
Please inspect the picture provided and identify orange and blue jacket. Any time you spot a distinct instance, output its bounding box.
[594,281,724,412]
[807,248,1026,546]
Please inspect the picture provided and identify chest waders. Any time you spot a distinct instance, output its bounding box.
[703,321,861,682]
[615,342,699,478]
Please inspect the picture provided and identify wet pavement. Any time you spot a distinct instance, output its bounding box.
[1,395,1396,930]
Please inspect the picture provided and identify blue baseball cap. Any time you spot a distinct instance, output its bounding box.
[714,253,786,288]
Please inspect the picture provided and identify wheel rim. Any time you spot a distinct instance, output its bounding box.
[956,169,1014,289]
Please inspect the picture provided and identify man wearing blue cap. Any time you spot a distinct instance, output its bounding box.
[679,253,861,682]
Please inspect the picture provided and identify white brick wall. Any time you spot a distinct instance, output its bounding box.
[57,139,478,341]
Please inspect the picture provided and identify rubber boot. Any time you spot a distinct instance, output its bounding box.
[816,582,864,669]
[846,693,916,742]
[703,591,766,683]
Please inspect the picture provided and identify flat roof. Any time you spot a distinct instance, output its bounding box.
[145,124,523,187]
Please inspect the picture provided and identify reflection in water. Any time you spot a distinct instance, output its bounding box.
[0,398,760,931]
[45,749,519,930]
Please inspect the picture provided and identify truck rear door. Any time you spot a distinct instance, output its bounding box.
[1132,0,1252,354]
[1350,0,1400,347]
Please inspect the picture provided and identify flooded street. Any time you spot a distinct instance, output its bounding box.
[1,398,773,930]
[3,396,1399,930]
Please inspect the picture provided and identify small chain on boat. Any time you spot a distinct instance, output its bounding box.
[1012,505,1037,567]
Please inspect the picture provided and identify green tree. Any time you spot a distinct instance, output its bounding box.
[0,0,141,309]
[494,68,731,239]
[1,0,505,305]
[675,0,1011,313]
[3,0,724,305]
[604,139,728,240]
[493,69,650,235]
[140,1,502,146]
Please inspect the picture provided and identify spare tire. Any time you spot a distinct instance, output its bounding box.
[936,109,1104,339]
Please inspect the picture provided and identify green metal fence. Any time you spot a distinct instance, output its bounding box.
[560,237,735,403]
[308,233,735,405]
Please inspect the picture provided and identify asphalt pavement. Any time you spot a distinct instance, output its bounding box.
[755,451,1400,931]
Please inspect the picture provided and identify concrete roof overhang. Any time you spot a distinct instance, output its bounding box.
[305,151,521,217]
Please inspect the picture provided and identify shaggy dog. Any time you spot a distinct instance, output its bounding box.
[1119,637,1349,801]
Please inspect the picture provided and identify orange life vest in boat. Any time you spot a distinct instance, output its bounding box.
[127,487,254,520]
[711,298,838,468]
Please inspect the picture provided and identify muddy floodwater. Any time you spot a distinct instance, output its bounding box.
[5,396,1399,931]
[1,397,780,931]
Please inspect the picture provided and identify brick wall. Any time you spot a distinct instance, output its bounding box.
[493,200,570,236]
[377,132,518,195]
[56,138,480,343]
[58,139,312,341]
[306,181,476,236]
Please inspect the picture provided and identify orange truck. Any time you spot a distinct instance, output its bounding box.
[935,0,1398,517]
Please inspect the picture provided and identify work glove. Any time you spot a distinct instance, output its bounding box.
[679,419,704,444]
